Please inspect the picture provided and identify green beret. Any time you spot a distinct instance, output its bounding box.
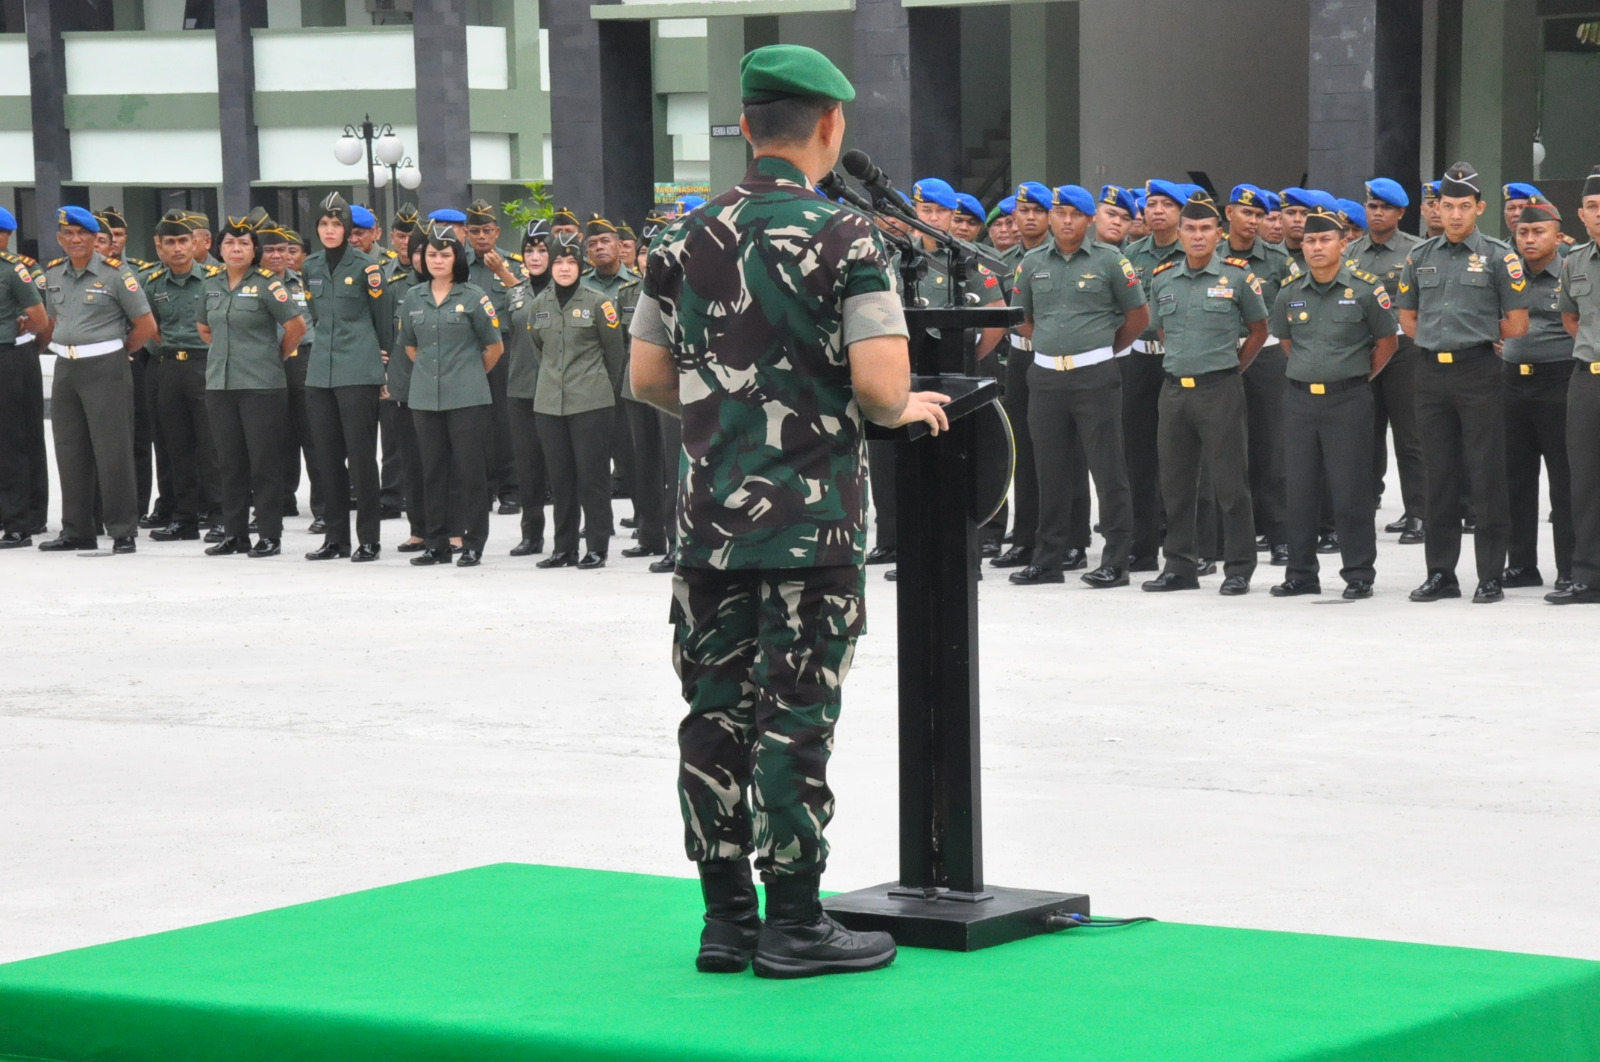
[739,44,854,105]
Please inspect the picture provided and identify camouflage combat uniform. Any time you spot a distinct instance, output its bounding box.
[631,155,908,878]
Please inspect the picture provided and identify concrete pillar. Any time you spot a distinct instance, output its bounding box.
[24,0,76,242]
[1456,0,1538,235]
[412,0,474,211]
[547,0,655,223]
[851,0,962,187]
[707,15,778,193]
[215,1,268,221]
[1009,3,1078,187]
[1306,0,1422,216]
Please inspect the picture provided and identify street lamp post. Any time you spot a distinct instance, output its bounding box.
[334,115,409,218]
[373,156,423,227]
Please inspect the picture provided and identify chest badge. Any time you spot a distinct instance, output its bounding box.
[1298,311,1309,321]
[572,308,583,318]
[455,304,464,312]
[1343,288,1354,298]
[344,276,354,285]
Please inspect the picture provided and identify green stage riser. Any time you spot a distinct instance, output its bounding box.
[2,865,1598,1062]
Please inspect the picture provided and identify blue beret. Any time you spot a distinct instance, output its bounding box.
[1258,189,1282,213]
[912,178,960,211]
[1503,182,1541,201]
[0,206,14,232]
[1279,188,1329,211]
[428,208,468,224]
[1052,184,1096,215]
[349,205,377,229]
[996,195,1017,216]
[1130,189,1147,213]
[954,193,985,221]
[1099,185,1137,215]
[1229,184,1268,211]
[57,205,100,232]
[1364,178,1409,208]
[1423,181,1441,200]
[1336,199,1367,229]
[1145,179,1189,205]
[1179,183,1206,201]
[676,195,706,213]
[1014,182,1052,208]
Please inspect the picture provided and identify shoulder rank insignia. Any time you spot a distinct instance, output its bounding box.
[0,250,15,264]
[206,265,224,277]
[1152,260,1179,276]
[384,249,398,260]
[104,257,121,268]
[509,252,524,263]
[256,267,273,277]
[47,257,66,268]
[1223,256,1250,268]
[146,269,166,281]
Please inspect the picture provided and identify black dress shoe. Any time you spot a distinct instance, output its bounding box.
[1472,579,1504,604]
[456,549,482,567]
[1081,565,1128,589]
[150,522,199,542]
[1196,558,1218,576]
[1008,564,1064,585]
[980,540,1000,558]
[248,519,259,533]
[649,550,677,574]
[205,536,251,556]
[138,512,169,529]
[1316,532,1339,553]
[1218,574,1250,595]
[1409,571,1461,601]
[410,548,453,566]
[379,507,403,521]
[509,538,545,557]
[989,545,1032,568]
[248,538,281,558]
[204,526,227,544]
[1269,544,1289,566]
[536,551,578,569]
[1255,534,1270,552]
[1270,578,1321,597]
[351,543,381,562]
[884,568,898,581]
[618,515,637,529]
[38,534,97,551]
[1397,517,1425,545]
[1342,581,1373,600]
[396,538,426,553]
[577,551,606,570]
[1462,516,1477,534]
[498,502,521,515]
[1384,514,1412,534]
[1546,582,1600,604]
[864,545,896,565]
[111,535,136,554]
[305,542,351,561]
[307,518,326,535]
[1061,548,1088,571]
[0,531,31,549]
[621,544,665,558]
[1127,555,1159,573]
[1500,566,1543,588]
[1142,571,1200,592]
[1554,575,1575,592]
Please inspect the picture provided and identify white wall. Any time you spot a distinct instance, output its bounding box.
[254,30,416,91]
[70,129,223,183]
[257,124,421,183]
[0,131,35,184]
[0,38,29,95]
[666,91,710,180]
[466,26,509,90]
[471,133,513,180]
[1078,0,1309,193]
[65,34,219,94]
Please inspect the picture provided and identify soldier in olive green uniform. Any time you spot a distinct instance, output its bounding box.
[580,214,642,536]
[0,207,49,547]
[1268,205,1398,599]
[398,225,505,567]
[1010,183,1148,587]
[301,192,396,562]
[628,45,929,980]
[506,221,554,556]
[385,237,430,552]
[463,199,522,512]
[1347,178,1426,542]
[91,208,161,522]
[1120,179,1192,571]
[144,210,222,541]
[39,206,158,553]
[529,234,626,569]
[1549,165,1600,604]
[261,225,321,529]
[198,216,307,557]
[1395,162,1531,603]
[1145,193,1269,595]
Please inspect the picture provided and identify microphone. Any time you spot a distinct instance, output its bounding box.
[817,171,875,213]
[841,149,897,205]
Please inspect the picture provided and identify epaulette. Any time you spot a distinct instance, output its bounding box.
[47,257,66,268]
[1222,256,1250,269]
[146,269,167,281]
[1152,260,1179,276]
[1349,268,1379,285]
[1280,269,1308,286]
[1560,233,1576,246]
[0,250,16,264]
[104,257,122,268]
[202,265,222,277]
[256,267,273,277]
[20,254,37,267]
[384,249,398,260]
[509,252,524,262]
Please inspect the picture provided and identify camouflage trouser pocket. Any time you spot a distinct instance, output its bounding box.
[671,565,865,876]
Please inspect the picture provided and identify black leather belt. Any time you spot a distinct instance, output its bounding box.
[1504,359,1574,377]
[158,348,207,361]
[1288,376,1368,394]
[1422,342,1494,365]
[1164,368,1237,388]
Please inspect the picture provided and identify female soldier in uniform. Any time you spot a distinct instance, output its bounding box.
[300,192,395,562]
[506,220,553,556]
[397,225,504,568]
[196,215,307,557]
[530,234,627,570]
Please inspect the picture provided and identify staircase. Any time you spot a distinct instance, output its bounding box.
[959,111,1012,207]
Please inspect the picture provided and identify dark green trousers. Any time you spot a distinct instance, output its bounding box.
[1157,372,1256,580]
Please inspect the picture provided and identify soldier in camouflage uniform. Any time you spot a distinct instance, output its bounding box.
[630,44,948,981]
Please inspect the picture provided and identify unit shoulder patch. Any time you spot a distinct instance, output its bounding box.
[601,300,619,328]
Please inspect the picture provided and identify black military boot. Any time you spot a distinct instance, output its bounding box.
[753,873,896,980]
[695,860,761,973]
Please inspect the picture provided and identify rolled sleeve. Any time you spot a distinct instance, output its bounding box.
[628,293,672,347]
[842,290,910,346]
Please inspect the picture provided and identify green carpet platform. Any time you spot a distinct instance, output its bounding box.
[2,864,1598,1062]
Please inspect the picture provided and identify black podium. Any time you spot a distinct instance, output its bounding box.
[823,305,1090,951]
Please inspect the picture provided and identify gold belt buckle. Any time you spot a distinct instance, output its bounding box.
[1519,363,1533,376]
[1054,354,1075,371]
[1310,382,1326,395]
[176,351,188,361]
[1591,362,1600,375]
[1437,351,1453,364]
[1180,376,1196,388]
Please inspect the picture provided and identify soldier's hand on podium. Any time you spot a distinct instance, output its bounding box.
[893,391,952,435]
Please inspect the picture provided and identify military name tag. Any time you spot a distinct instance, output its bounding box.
[1206,287,1234,299]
